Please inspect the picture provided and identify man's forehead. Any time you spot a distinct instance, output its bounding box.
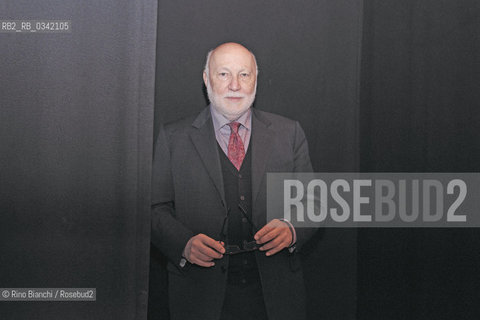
[209,45,256,70]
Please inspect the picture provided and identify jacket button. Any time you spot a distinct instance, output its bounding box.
[179,258,187,268]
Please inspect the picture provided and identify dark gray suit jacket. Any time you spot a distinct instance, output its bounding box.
[151,107,314,320]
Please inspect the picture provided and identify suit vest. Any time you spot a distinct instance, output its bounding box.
[217,143,260,286]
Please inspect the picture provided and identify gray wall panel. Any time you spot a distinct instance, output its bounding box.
[0,1,157,319]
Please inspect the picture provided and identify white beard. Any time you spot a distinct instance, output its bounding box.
[207,82,256,121]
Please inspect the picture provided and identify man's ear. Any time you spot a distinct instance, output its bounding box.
[203,71,208,87]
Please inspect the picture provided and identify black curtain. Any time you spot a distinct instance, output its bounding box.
[0,1,157,319]
[359,1,480,319]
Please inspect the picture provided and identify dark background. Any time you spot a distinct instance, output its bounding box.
[358,1,480,319]
[1,0,479,319]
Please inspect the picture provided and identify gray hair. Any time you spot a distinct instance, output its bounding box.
[203,48,259,78]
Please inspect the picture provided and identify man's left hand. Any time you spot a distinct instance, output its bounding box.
[254,219,292,256]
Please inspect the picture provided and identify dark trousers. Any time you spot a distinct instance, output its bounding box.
[220,252,268,320]
[220,279,268,320]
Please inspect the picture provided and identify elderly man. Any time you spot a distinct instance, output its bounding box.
[152,42,314,320]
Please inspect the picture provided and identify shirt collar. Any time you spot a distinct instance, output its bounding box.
[210,105,252,133]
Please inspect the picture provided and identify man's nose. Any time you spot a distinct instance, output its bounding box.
[228,76,240,91]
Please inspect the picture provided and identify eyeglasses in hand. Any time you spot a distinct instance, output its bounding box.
[220,204,260,255]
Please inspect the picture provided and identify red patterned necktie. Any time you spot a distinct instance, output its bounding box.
[227,122,245,170]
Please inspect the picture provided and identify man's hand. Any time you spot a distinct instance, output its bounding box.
[183,234,225,267]
[254,219,293,256]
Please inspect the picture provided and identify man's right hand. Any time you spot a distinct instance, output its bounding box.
[183,234,225,267]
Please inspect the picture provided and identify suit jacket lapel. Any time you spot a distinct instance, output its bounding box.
[189,108,226,207]
[251,109,274,206]
[188,108,273,214]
